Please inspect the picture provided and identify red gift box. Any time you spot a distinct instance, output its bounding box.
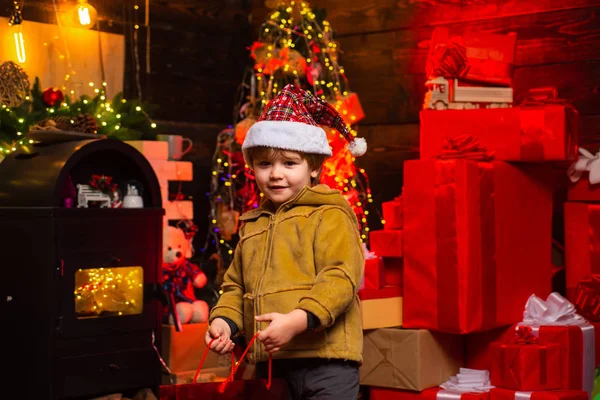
[403,160,552,333]
[593,321,600,368]
[371,387,489,400]
[526,324,596,393]
[465,325,517,370]
[490,327,561,391]
[420,105,579,162]
[564,202,600,302]
[370,229,403,258]
[569,176,600,202]
[568,147,600,202]
[574,274,600,321]
[359,285,403,300]
[382,257,403,287]
[363,257,385,290]
[426,27,516,86]
[489,388,588,400]
[383,197,403,230]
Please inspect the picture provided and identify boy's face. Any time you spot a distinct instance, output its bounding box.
[253,150,318,208]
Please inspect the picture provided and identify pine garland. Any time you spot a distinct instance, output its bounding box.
[0,77,160,154]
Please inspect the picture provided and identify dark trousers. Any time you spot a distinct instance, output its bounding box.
[256,358,359,400]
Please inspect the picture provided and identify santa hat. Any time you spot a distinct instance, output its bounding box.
[242,84,367,162]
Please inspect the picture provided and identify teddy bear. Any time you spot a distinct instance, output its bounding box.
[162,225,209,327]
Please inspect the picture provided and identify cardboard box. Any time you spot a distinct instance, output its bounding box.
[161,323,221,373]
[125,140,169,160]
[360,328,463,390]
[403,160,552,333]
[359,287,403,330]
[565,202,600,302]
[420,105,579,162]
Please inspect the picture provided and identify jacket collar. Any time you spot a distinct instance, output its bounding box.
[239,185,310,221]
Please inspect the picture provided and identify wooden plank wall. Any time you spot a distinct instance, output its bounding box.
[253,0,600,203]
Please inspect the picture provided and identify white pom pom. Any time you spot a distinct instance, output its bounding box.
[347,137,367,157]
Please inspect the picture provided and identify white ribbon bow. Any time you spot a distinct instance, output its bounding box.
[568,147,600,184]
[439,368,494,393]
[522,292,587,326]
[362,243,378,260]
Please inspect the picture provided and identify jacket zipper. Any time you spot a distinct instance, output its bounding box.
[254,213,276,361]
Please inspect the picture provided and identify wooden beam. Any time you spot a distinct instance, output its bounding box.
[312,0,600,36]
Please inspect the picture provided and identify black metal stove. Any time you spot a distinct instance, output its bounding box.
[0,138,163,399]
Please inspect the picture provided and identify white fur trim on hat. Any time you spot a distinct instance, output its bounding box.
[347,137,367,157]
[242,120,333,163]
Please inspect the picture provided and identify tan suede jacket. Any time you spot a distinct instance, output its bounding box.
[209,185,364,364]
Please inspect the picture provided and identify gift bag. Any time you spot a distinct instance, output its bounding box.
[160,333,287,400]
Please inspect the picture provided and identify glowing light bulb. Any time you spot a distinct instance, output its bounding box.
[74,0,97,29]
[8,2,26,63]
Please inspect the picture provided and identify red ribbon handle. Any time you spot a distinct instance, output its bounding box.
[193,333,272,392]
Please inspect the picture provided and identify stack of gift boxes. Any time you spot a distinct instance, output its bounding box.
[359,27,598,400]
[126,140,194,224]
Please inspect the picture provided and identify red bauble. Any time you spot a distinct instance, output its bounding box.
[42,87,64,107]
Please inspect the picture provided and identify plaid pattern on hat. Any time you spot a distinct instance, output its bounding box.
[243,84,367,161]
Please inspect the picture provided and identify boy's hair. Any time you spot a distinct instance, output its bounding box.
[245,146,328,184]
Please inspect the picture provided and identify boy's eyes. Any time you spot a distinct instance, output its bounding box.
[256,160,298,166]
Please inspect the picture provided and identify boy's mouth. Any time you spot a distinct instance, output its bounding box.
[269,185,287,190]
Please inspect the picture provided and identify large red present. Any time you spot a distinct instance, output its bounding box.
[370,229,403,258]
[383,196,403,230]
[383,257,403,287]
[490,327,561,391]
[403,159,552,333]
[371,387,489,400]
[420,105,579,162]
[564,202,600,302]
[426,27,516,86]
[489,388,588,400]
[363,257,384,290]
[520,293,596,394]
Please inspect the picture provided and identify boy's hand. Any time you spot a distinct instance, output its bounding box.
[205,318,235,355]
[256,309,308,353]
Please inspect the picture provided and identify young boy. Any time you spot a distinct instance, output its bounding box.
[205,84,367,399]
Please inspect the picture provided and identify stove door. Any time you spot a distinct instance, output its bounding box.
[57,249,161,338]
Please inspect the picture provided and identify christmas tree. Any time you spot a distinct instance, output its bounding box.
[203,0,377,280]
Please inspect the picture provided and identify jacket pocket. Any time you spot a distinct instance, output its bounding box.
[260,289,327,352]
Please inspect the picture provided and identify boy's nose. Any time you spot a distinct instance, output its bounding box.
[269,165,283,179]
